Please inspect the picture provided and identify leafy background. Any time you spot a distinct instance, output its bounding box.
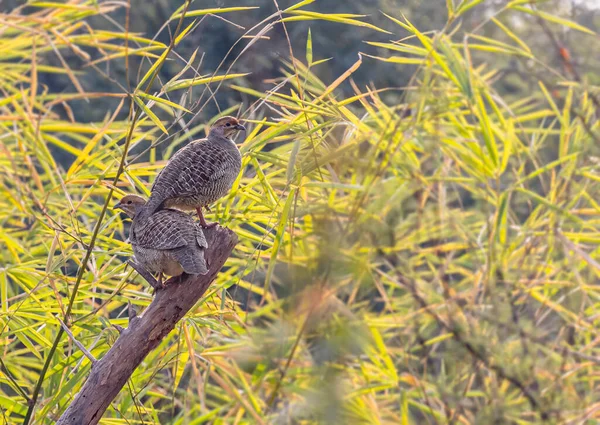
[1,0,600,424]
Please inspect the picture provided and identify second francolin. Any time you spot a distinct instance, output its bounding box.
[115,194,209,288]
[140,116,245,227]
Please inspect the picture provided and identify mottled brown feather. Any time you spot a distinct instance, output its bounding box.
[115,195,208,277]
[140,116,243,220]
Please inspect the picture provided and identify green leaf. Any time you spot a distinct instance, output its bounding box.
[475,90,498,167]
[512,6,596,35]
[137,48,170,90]
[171,7,260,20]
[0,394,27,416]
[284,11,391,34]
[306,28,313,65]
[174,19,197,46]
[516,188,582,223]
[514,153,579,186]
[134,96,168,134]
[287,139,301,183]
[164,73,249,92]
[136,92,191,113]
[496,192,509,244]
[264,188,296,298]
[284,0,316,12]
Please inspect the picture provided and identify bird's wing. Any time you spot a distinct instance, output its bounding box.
[151,140,235,199]
[133,210,193,250]
[150,140,194,192]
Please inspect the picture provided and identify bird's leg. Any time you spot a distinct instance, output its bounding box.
[158,272,165,288]
[196,207,206,224]
[196,207,218,229]
[128,260,160,289]
[164,272,186,286]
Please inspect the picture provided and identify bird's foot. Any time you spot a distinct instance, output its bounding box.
[197,207,219,228]
[167,273,189,285]
[151,277,165,296]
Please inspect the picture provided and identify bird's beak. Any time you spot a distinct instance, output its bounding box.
[235,123,246,132]
[113,202,123,210]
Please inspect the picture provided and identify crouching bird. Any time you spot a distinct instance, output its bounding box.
[114,194,209,289]
[137,115,245,228]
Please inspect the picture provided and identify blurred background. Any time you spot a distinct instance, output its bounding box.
[3,0,600,124]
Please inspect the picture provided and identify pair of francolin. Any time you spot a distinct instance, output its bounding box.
[114,116,246,289]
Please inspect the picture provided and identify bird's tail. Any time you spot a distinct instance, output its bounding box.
[175,248,209,276]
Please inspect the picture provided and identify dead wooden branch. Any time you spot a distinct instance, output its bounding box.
[56,225,237,425]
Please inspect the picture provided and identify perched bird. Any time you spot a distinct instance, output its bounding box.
[139,116,245,228]
[114,194,209,288]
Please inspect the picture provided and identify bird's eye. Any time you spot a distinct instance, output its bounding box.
[226,122,231,127]
[127,201,132,204]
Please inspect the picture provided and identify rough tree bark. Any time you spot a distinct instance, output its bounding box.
[56,226,237,425]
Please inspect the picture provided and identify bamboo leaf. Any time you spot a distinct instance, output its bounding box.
[306,28,313,65]
[136,92,191,113]
[134,96,167,134]
[163,73,249,92]
[263,188,296,298]
[512,6,596,35]
[171,7,260,20]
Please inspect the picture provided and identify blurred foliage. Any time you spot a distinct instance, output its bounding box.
[3,0,599,124]
[1,0,600,424]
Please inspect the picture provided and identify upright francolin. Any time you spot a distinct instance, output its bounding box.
[139,116,245,228]
[114,194,209,288]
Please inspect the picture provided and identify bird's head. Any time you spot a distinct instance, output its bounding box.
[208,116,246,139]
[114,194,147,218]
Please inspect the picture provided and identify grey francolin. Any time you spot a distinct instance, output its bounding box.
[139,116,245,228]
[115,194,208,288]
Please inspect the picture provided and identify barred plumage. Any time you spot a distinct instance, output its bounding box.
[115,195,208,288]
[140,116,245,227]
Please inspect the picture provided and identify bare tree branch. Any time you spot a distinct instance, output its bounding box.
[56,226,238,425]
[57,317,97,365]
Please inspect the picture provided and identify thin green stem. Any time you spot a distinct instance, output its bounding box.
[0,357,30,404]
[21,2,192,423]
